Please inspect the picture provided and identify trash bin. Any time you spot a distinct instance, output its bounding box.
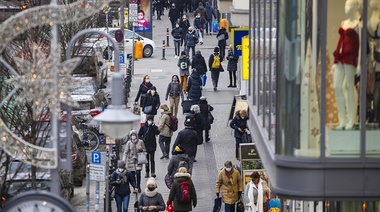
[134,41,143,59]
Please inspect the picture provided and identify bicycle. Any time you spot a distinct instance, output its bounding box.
[73,116,100,151]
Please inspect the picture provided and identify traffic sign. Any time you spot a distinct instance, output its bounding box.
[114,29,124,42]
[119,54,125,63]
[90,164,106,181]
[91,151,101,164]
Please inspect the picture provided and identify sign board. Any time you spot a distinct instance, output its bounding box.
[231,27,249,57]
[114,29,124,42]
[240,143,260,160]
[90,164,106,182]
[120,63,127,75]
[91,151,102,164]
[119,54,125,63]
[241,36,249,80]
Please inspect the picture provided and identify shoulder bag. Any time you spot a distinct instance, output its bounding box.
[137,151,148,164]
[143,105,153,114]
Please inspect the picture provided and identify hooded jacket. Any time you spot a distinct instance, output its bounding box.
[123,136,146,171]
[191,53,207,75]
[138,122,160,152]
[169,172,197,211]
[172,127,198,157]
[167,153,190,179]
[186,71,202,103]
[184,30,198,47]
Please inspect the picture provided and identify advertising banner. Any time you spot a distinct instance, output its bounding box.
[231,27,249,57]
[129,0,152,38]
[241,35,249,80]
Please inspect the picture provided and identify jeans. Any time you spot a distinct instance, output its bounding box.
[131,170,141,189]
[225,203,236,212]
[235,137,242,158]
[169,96,180,117]
[145,151,155,174]
[174,39,181,56]
[206,20,213,33]
[188,154,195,174]
[159,135,171,156]
[186,46,195,57]
[114,193,130,212]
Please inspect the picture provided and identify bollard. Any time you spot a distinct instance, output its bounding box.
[166,28,170,47]
[161,40,166,60]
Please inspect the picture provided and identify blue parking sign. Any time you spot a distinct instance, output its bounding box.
[119,54,124,63]
[91,152,101,164]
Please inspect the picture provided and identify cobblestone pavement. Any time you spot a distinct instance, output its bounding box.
[71,10,241,211]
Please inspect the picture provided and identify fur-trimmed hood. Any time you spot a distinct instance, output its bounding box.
[174,172,191,179]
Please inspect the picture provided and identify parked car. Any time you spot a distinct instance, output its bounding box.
[70,76,100,116]
[87,27,156,58]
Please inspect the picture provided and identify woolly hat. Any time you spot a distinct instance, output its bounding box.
[214,47,220,52]
[146,177,157,187]
[200,96,207,100]
[118,160,125,168]
[182,15,187,19]
[184,117,194,127]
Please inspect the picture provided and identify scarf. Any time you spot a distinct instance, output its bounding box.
[247,180,263,212]
[115,169,128,183]
[144,188,158,197]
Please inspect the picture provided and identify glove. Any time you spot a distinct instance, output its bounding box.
[133,188,138,193]
[216,193,219,198]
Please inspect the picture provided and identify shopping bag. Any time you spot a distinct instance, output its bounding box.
[137,152,148,164]
[268,198,281,212]
[140,112,147,126]
[132,102,141,115]
[202,74,207,86]
[166,202,174,212]
[212,197,221,212]
[143,105,153,114]
[164,173,173,189]
[236,200,244,212]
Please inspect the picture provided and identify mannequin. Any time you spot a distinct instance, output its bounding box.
[333,0,362,130]
[368,0,380,125]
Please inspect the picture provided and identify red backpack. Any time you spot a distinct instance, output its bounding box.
[166,114,178,132]
[176,180,190,203]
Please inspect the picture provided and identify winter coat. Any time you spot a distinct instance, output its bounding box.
[110,169,136,196]
[216,28,229,47]
[184,31,198,47]
[227,50,239,71]
[167,153,190,179]
[243,179,270,212]
[171,27,183,41]
[193,17,205,31]
[191,53,207,75]
[179,19,190,39]
[172,128,198,157]
[186,71,202,103]
[169,172,197,211]
[135,82,154,107]
[166,82,184,100]
[177,55,191,76]
[198,99,214,130]
[215,167,243,205]
[155,0,164,10]
[123,138,146,171]
[138,123,160,152]
[193,4,207,21]
[138,192,166,212]
[229,112,248,138]
[158,112,172,137]
[189,112,204,144]
[205,4,216,21]
[209,52,223,72]
[169,8,180,22]
[142,91,161,115]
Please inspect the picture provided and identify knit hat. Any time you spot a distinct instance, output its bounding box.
[200,96,207,100]
[146,177,157,187]
[214,47,220,52]
[118,160,125,168]
[182,15,187,19]
[184,117,194,127]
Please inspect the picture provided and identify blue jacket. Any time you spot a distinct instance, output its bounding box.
[186,71,202,103]
[205,4,216,21]
[184,31,198,47]
[229,113,248,138]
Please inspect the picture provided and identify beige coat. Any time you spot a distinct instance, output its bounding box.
[215,167,243,205]
[158,112,172,137]
[123,138,146,171]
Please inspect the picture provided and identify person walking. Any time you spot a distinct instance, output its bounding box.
[171,118,199,174]
[216,26,229,60]
[142,86,161,119]
[155,0,164,20]
[135,75,154,108]
[193,2,207,22]
[157,104,173,160]
[226,47,239,88]
[167,146,190,182]
[138,177,166,212]
[168,3,180,28]
[110,160,138,212]
[229,109,248,160]
[215,160,243,212]
[208,47,223,91]
[244,171,271,212]
[188,105,204,162]
[204,2,217,35]
[177,51,191,93]
[191,50,207,87]
[198,96,214,142]
[186,68,203,104]
[179,15,190,46]
[165,75,184,117]
[184,27,198,58]
[168,167,197,212]
[193,13,205,45]
[171,22,183,58]
[138,115,160,178]
[122,130,146,193]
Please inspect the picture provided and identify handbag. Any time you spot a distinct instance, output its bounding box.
[110,186,115,199]
[166,202,174,212]
[236,200,244,212]
[137,152,148,164]
[208,112,214,124]
[143,105,153,114]
[212,197,222,212]
[217,34,225,41]
[164,173,173,189]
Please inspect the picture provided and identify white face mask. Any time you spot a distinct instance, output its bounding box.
[131,135,136,140]
[151,91,156,95]
[176,24,179,28]
[196,15,200,18]
[145,79,150,83]
[160,109,164,113]
[225,167,232,172]
[118,168,125,172]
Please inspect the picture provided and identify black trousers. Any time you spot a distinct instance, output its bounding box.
[229,71,237,86]
[145,151,155,174]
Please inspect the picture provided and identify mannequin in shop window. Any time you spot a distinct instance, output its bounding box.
[332,0,362,130]
[368,0,380,126]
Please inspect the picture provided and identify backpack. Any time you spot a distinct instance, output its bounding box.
[179,57,188,70]
[176,180,190,203]
[166,114,179,132]
[212,54,221,69]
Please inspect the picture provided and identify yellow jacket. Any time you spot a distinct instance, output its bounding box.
[215,167,243,204]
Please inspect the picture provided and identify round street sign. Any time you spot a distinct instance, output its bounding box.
[114,29,124,42]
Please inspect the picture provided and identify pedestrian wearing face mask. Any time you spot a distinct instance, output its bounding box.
[138,115,160,178]
[138,177,166,212]
[123,130,147,193]
[193,13,205,45]
[229,109,248,160]
[171,22,184,58]
[135,75,154,108]
[215,160,243,212]
[165,75,184,117]
[169,3,180,29]
[243,171,271,212]
[142,86,161,119]
[158,104,173,160]
[179,15,190,46]
[110,160,138,212]
[184,27,198,58]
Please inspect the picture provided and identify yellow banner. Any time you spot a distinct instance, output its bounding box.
[242,36,249,80]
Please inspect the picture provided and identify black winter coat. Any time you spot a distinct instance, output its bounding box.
[171,27,183,40]
[186,71,202,103]
[172,128,199,157]
[216,28,229,47]
[142,91,161,115]
[167,153,190,179]
[135,82,154,107]
[138,122,160,152]
[227,50,239,71]
[198,99,214,130]
[179,19,190,39]
[191,53,207,75]
[229,113,248,138]
[110,169,136,196]
[193,17,205,30]
[169,8,180,22]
